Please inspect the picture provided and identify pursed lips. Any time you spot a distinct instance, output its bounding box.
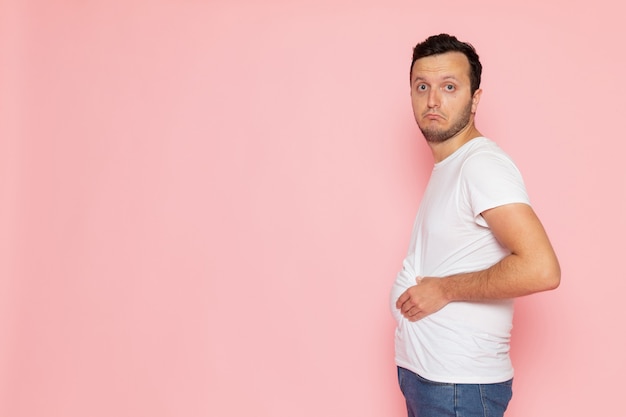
[424,112,445,121]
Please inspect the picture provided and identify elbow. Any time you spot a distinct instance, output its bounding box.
[545,270,561,291]
[540,259,561,292]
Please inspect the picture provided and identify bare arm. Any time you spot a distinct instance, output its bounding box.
[396,203,561,322]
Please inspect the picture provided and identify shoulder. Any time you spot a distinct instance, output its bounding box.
[461,138,520,176]
[458,138,529,214]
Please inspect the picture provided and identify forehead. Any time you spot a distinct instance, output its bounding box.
[411,51,471,83]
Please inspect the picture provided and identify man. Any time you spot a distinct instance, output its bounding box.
[390,34,560,417]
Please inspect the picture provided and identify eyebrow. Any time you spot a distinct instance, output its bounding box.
[412,75,460,85]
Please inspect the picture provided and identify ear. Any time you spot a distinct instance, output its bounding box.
[471,89,482,113]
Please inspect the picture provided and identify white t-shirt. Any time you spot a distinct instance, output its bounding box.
[390,137,530,384]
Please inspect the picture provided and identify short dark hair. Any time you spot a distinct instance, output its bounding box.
[410,34,482,94]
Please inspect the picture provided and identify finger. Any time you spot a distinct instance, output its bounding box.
[403,305,417,318]
[396,291,409,309]
[407,311,420,321]
[408,309,423,322]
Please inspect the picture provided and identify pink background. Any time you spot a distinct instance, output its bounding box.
[1,1,624,416]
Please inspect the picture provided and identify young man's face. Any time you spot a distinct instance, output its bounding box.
[410,51,481,143]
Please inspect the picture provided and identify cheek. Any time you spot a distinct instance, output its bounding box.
[411,95,424,112]
[440,94,454,106]
[443,96,466,113]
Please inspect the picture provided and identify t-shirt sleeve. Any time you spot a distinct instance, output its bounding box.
[461,151,530,227]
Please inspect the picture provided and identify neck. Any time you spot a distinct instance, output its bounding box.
[428,124,482,163]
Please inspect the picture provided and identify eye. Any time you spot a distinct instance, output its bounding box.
[416,83,428,92]
[444,84,455,91]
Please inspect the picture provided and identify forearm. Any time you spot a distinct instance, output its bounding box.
[397,204,561,322]
[438,250,561,302]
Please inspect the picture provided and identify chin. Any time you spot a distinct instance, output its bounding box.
[422,131,453,143]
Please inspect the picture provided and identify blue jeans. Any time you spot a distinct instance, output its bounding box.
[397,367,513,417]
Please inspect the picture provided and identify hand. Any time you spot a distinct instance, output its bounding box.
[395,276,449,322]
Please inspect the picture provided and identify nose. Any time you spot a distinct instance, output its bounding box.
[427,88,440,108]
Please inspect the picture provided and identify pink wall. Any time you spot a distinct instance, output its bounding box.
[1,1,625,416]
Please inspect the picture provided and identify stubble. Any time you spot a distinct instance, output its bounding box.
[419,100,473,144]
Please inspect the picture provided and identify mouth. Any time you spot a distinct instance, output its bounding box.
[424,113,444,121]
